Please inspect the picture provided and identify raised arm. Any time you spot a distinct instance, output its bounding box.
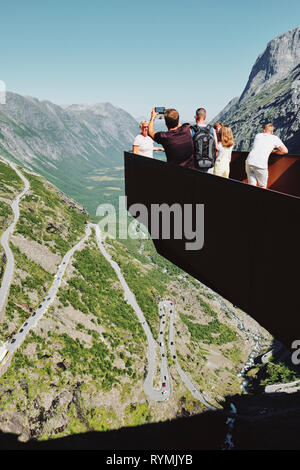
[148,108,159,140]
[213,127,219,151]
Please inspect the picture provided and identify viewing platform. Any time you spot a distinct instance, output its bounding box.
[124,150,300,350]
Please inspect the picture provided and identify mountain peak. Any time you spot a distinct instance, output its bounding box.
[65,102,121,115]
[211,26,300,152]
[240,26,300,102]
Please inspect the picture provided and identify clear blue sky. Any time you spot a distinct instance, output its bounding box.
[1,0,299,121]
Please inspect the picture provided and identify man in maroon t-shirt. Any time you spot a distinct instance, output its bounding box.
[148,108,195,170]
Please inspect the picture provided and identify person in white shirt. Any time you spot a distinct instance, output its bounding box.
[246,123,288,188]
[133,120,164,158]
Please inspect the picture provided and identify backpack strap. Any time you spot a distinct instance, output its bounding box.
[190,124,198,139]
[202,125,212,134]
[191,124,212,139]
[198,124,211,133]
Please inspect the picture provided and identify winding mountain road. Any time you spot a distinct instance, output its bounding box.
[165,300,216,410]
[0,224,92,370]
[0,157,93,369]
[0,160,217,408]
[93,224,169,402]
[93,224,215,408]
[0,159,30,315]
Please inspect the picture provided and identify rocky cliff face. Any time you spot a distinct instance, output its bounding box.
[214,65,300,152]
[240,27,300,102]
[210,97,239,124]
[212,26,300,152]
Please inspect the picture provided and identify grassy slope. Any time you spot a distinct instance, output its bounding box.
[0,229,149,439]
[0,159,24,284]
[0,165,88,340]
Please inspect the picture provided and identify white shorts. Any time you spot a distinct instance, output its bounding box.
[246,163,268,188]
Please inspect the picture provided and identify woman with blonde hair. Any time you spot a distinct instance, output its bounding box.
[214,125,234,178]
[132,120,164,158]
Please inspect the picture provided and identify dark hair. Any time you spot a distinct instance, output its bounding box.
[164,108,179,130]
[213,121,222,130]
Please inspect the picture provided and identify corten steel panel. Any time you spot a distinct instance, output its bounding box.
[125,151,300,350]
[230,151,300,198]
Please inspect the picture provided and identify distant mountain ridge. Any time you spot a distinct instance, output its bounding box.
[212,26,300,152]
[0,92,139,214]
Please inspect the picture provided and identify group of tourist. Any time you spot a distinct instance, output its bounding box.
[132,107,288,189]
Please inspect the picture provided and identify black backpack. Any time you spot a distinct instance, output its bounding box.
[191,124,217,170]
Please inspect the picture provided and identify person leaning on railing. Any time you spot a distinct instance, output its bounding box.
[245,123,288,188]
[132,120,164,158]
